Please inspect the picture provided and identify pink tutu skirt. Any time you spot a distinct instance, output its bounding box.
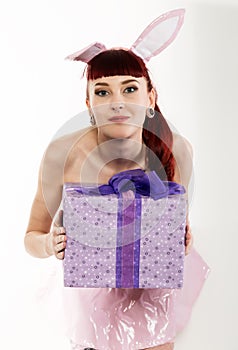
[62,248,209,350]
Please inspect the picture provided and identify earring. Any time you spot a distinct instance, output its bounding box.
[146,107,155,119]
[89,111,96,126]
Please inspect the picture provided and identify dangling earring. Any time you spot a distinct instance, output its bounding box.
[89,111,96,126]
[90,115,96,126]
[146,107,155,119]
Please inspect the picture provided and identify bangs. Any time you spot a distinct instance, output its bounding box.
[86,49,148,80]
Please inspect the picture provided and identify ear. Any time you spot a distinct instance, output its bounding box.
[65,42,107,63]
[86,98,90,108]
[130,9,185,62]
[148,88,156,108]
[86,98,92,114]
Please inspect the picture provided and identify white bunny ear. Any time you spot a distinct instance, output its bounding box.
[65,42,107,63]
[130,9,185,62]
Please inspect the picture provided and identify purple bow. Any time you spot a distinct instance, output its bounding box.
[73,168,185,199]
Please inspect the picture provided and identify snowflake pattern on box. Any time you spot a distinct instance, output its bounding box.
[63,186,186,289]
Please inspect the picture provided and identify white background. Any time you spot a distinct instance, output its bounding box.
[1,0,238,349]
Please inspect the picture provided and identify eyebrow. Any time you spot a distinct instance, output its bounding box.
[94,79,140,87]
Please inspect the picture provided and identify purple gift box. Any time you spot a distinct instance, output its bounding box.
[63,169,187,289]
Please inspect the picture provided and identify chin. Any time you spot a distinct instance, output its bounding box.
[99,124,141,140]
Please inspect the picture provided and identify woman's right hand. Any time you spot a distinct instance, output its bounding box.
[46,210,67,260]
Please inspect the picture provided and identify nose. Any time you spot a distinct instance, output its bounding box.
[111,103,124,113]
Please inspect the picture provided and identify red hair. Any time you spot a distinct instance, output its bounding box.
[86,49,175,181]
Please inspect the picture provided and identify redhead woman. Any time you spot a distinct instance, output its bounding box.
[24,10,209,350]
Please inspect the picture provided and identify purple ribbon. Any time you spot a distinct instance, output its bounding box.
[69,169,185,288]
[73,168,185,198]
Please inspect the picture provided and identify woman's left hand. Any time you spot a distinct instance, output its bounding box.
[185,224,193,255]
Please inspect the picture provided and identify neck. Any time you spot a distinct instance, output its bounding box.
[96,129,147,173]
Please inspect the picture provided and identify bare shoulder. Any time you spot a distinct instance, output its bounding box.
[172,133,193,188]
[44,126,95,160]
[172,132,193,160]
[53,125,94,144]
[43,127,95,165]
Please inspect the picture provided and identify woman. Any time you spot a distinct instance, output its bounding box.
[24,49,202,350]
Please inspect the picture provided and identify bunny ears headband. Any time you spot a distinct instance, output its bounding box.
[65,9,185,64]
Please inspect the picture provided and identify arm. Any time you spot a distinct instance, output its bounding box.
[172,133,194,254]
[24,126,93,259]
[24,153,66,260]
[172,133,193,192]
[24,134,70,260]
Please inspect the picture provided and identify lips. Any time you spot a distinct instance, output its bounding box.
[108,116,130,122]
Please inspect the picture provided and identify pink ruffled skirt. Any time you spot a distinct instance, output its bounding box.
[62,249,209,350]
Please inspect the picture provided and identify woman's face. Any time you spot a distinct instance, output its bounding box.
[86,75,155,140]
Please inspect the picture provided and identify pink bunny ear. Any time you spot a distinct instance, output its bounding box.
[130,9,185,62]
[65,42,107,63]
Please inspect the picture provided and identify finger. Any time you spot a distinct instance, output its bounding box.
[54,234,67,245]
[185,233,191,243]
[54,241,66,254]
[185,237,192,248]
[54,209,64,228]
[185,239,191,254]
[185,246,190,255]
[185,231,191,239]
[185,234,194,255]
[54,226,66,236]
[56,251,65,260]
[186,224,191,233]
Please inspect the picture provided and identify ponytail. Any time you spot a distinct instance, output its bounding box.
[142,103,175,181]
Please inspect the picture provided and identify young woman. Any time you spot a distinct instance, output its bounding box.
[24,48,205,350]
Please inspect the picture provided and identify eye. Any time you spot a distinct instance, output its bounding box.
[95,90,109,97]
[124,86,138,93]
